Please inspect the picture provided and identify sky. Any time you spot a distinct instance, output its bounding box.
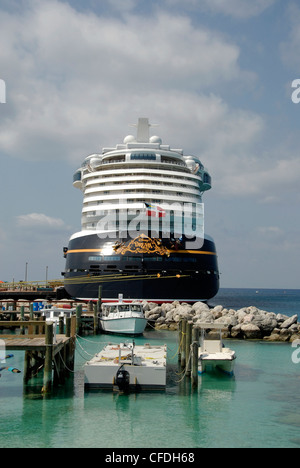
[0,0,299,290]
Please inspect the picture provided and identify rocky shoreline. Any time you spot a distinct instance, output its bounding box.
[142,300,300,343]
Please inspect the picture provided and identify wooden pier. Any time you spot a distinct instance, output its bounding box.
[0,299,99,334]
[0,316,77,393]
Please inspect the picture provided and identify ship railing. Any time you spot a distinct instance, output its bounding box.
[0,280,64,292]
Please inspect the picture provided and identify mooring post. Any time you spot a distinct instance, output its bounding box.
[20,305,25,335]
[185,321,192,377]
[97,286,102,313]
[76,304,82,335]
[65,316,76,372]
[93,303,98,335]
[180,319,187,368]
[66,316,71,337]
[178,320,183,362]
[191,327,199,389]
[65,317,72,373]
[23,351,32,384]
[58,316,64,335]
[29,303,34,320]
[42,322,54,394]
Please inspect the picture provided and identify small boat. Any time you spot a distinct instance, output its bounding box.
[40,304,75,326]
[197,323,236,376]
[99,295,147,336]
[84,342,167,392]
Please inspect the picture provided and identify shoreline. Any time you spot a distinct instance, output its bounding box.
[142,300,300,343]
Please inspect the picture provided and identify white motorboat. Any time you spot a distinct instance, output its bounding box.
[84,342,167,392]
[197,323,236,376]
[99,296,147,335]
[40,304,75,326]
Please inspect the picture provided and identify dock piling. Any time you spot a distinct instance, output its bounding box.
[185,321,192,377]
[191,327,199,388]
[93,303,98,335]
[97,286,102,312]
[20,306,25,335]
[179,319,200,389]
[76,304,82,335]
[180,319,187,368]
[42,322,53,394]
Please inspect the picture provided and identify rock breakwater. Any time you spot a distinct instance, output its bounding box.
[142,300,300,342]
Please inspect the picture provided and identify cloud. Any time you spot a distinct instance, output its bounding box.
[0,0,251,165]
[203,0,276,19]
[279,3,300,71]
[16,213,71,232]
[0,0,292,205]
[217,153,300,198]
[165,0,277,19]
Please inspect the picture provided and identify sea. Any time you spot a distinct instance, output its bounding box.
[0,288,299,450]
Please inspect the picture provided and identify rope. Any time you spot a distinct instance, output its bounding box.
[57,350,78,373]
[175,351,193,383]
[170,330,185,360]
[75,336,96,359]
[175,341,199,382]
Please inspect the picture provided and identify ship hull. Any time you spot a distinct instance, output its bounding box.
[99,317,147,335]
[63,232,219,302]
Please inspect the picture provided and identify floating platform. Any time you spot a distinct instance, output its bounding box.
[84,342,167,392]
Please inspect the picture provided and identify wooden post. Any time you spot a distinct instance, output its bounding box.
[93,303,98,335]
[65,317,72,374]
[29,303,34,320]
[178,320,182,362]
[42,322,53,393]
[180,319,187,368]
[20,306,25,335]
[185,321,192,377]
[191,327,199,389]
[65,315,76,372]
[97,286,102,312]
[23,351,32,383]
[40,316,46,335]
[27,304,34,335]
[58,316,64,335]
[65,317,71,338]
[76,304,82,335]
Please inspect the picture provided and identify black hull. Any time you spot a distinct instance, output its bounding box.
[63,233,219,302]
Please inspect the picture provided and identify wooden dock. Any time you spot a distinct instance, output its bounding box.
[0,316,77,393]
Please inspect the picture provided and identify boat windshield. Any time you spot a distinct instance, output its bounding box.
[103,304,143,314]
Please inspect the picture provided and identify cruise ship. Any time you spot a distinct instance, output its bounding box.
[63,118,219,302]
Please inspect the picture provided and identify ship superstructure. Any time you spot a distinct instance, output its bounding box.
[63,118,219,302]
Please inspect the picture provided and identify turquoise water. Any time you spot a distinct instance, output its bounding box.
[0,289,300,448]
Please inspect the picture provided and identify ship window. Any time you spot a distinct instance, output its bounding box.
[89,256,102,261]
[165,257,197,263]
[103,256,121,261]
[131,153,156,160]
[73,170,82,182]
[203,173,211,184]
